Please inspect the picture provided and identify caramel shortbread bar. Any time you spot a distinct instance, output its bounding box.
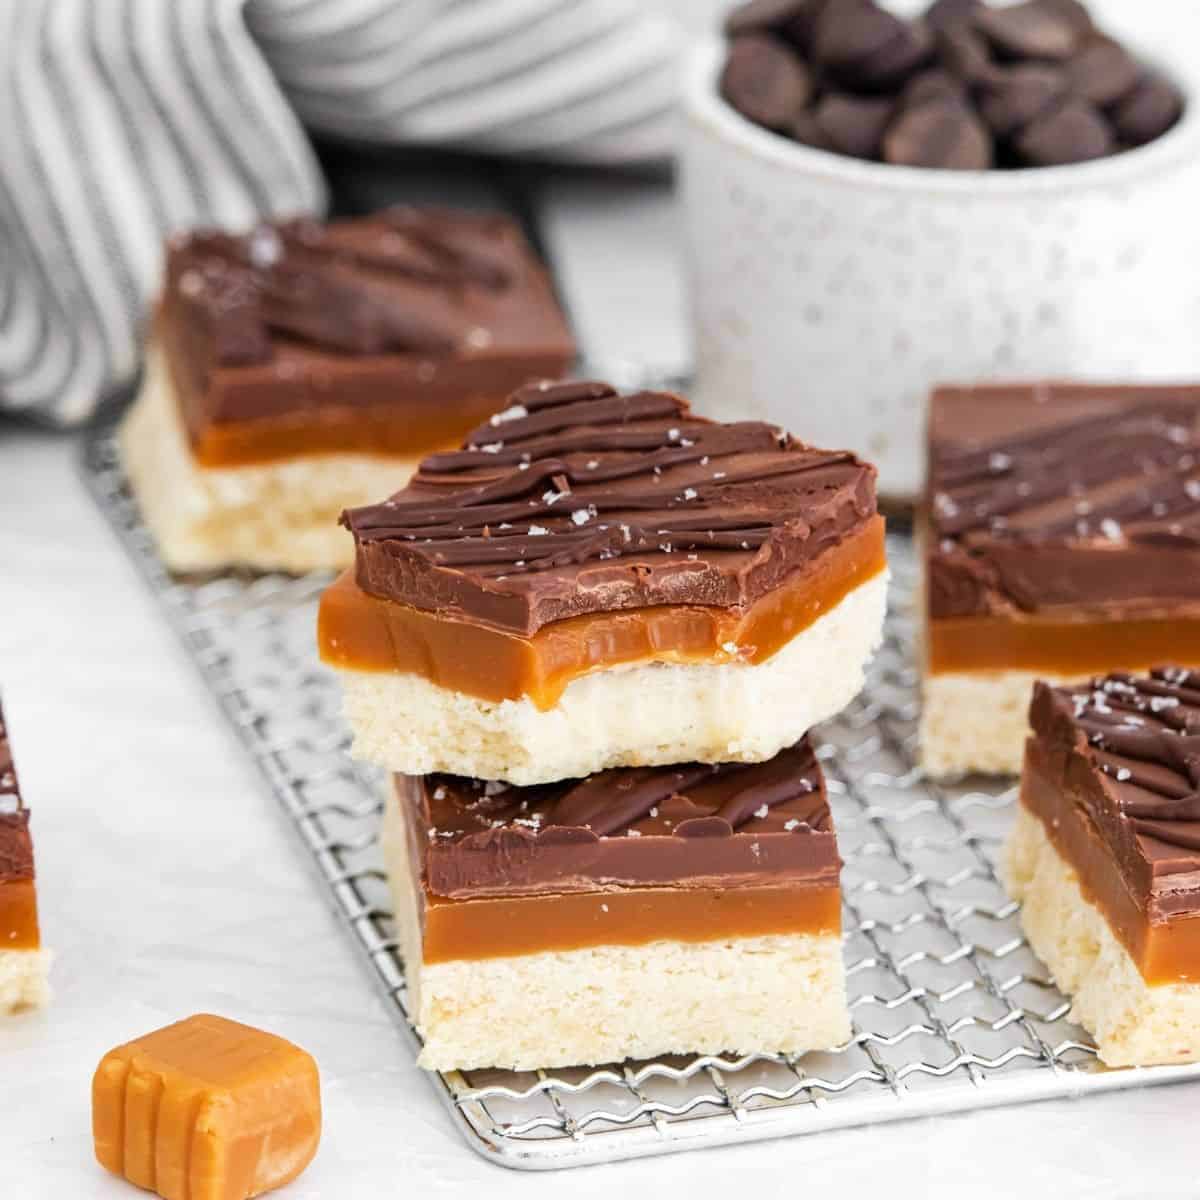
[1,700,49,1013]
[320,379,887,784]
[385,739,850,1070]
[921,382,1200,776]
[121,208,574,573]
[1006,669,1200,1065]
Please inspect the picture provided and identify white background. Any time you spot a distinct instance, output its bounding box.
[7,2,1200,1196]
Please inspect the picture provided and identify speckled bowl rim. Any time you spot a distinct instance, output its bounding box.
[684,38,1200,196]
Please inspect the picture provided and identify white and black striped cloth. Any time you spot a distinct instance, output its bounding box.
[0,0,683,426]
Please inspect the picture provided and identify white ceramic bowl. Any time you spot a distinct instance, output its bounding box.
[680,36,1200,500]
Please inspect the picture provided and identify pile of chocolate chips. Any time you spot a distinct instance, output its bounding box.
[720,0,1184,169]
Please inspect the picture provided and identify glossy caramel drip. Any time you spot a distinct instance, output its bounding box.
[421,881,840,963]
[320,516,886,707]
[0,880,40,951]
[927,612,1200,675]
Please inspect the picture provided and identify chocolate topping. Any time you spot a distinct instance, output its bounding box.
[1032,671,1200,922]
[343,379,879,636]
[161,207,576,434]
[927,384,1200,620]
[719,0,1183,169]
[0,702,34,884]
[168,211,517,366]
[408,740,837,899]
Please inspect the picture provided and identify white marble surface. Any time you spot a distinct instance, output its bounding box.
[3,427,1200,1200]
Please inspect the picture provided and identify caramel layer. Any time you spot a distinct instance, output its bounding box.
[0,880,40,951]
[422,881,840,963]
[1020,742,1200,985]
[184,357,575,468]
[928,612,1200,676]
[319,516,886,708]
[193,407,470,469]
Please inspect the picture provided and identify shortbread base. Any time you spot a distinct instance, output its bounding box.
[0,947,51,1014]
[920,670,1084,778]
[120,347,420,573]
[382,796,850,1071]
[1005,803,1200,1067]
[338,570,888,786]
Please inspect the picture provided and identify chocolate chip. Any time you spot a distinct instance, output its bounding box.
[854,19,936,90]
[978,64,1066,136]
[974,0,1088,61]
[900,67,968,110]
[724,0,830,46]
[814,93,896,158]
[718,0,1180,170]
[1113,73,1185,147]
[726,0,834,53]
[884,98,993,168]
[924,0,981,32]
[720,35,812,130]
[725,0,810,35]
[1015,98,1115,165]
[935,21,998,85]
[812,0,906,76]
[1065,36,1141,107]
[790,107,834,151]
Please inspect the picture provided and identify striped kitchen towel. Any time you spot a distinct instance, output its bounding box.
[0,0,682,426]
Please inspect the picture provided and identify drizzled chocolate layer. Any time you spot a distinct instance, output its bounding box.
[406,740,837,899]
[1032,670,1200,874]
[344,380,879,635]
[927,383,1200,620]
[159,208,575,460]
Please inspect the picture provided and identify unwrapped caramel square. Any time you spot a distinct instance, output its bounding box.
[93,1013,321,1200]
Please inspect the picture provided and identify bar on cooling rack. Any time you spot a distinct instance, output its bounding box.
[920,382,1200,777]
[1005,669,1200,1066]
[0,699,50,1013]
[383,738,849,1070]
[319,379,887,785]
[120,208,575,574]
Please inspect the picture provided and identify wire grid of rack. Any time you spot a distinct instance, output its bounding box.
[80,421,1200,1170]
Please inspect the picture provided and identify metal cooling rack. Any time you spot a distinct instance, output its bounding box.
[80,421,1200,1171]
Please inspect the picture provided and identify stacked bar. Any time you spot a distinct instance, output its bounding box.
[385,746,846,1070]
[921,383,1200,777]
[1,699,50,1013]
[322,379,887,1069]
[322,379,887,784]
[1006,670,1200,1066]
[122,208,574,574]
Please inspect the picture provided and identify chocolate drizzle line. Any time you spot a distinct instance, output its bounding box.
[0,699,34,883]
[1056,668,1200,855]
[169,208,516,364]
[932,400,1200,548]
[342,379,878,634]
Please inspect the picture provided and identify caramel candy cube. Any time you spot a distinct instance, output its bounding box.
[93,1014,321,1200]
